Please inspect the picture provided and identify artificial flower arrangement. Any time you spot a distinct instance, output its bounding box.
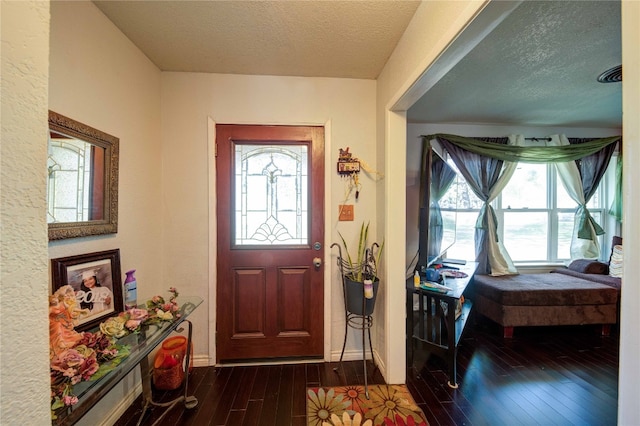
[49,286,181,418]
[98,287,181,337]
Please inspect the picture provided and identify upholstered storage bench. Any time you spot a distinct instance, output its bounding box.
[473,272,619,338]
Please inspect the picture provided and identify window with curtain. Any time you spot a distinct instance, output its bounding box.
[440,159,482,262]
[444,158,616,263]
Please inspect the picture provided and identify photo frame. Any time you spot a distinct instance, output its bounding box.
[51,249,123,332]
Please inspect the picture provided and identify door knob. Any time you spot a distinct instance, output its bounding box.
[313,257,322,268]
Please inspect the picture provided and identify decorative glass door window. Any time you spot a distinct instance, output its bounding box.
[234,143,308,246]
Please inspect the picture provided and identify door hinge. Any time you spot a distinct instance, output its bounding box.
[215,142,218,157]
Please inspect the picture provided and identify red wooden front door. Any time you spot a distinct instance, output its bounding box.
[216,124,325,361]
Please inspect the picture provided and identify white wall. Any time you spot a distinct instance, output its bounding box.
[0,2,51,424]
[375,0,488,383]
[160,73,378,366]
[48,2,162,423]
[618,2,640,423]
[49,2,163,293]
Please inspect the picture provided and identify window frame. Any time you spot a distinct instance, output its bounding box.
[494,162,610,264]
[443,156,616,265]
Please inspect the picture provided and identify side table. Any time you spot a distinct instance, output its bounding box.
[406,262,477,388]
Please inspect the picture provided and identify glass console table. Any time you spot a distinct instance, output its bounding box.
[52,296,203,426]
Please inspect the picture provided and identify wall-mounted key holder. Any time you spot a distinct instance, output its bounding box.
[337,147,361,176]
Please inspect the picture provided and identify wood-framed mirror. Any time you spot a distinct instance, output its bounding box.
[48,111,119,240]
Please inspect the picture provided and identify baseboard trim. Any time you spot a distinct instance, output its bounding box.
[330,349,386,380]
[99,382,142,426]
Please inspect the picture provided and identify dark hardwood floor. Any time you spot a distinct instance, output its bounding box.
[114,318,618,426]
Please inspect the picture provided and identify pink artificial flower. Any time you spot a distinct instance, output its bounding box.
[51,349,84,370]
[81,357,99,380]
[78,331,110,350]
[152,295,163,304]
[62,368,76,378]
[171,303,179,312]
[127,308,149,321]
[125,319,142,330]
[104,348,118,357]
[63,395,79,406]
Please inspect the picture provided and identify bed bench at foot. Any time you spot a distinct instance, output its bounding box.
[473,272,619,338]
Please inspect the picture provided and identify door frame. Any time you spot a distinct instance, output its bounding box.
[206,117,333,365]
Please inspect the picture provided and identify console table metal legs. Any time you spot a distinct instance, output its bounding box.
[137,320,198,426]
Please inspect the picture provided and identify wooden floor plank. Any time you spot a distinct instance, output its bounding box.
[274,365,294,425]
[256,365,282,426]
[230,366,257,410]
[114,319,618,426]
[209,367,245,425]
[241,400,263,426]
[291,364,308,417]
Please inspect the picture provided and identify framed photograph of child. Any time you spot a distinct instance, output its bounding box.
[51,249,124,332]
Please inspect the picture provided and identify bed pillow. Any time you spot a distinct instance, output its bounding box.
[567,259,608,275]
[609,245,623,278]
[609,236,623,264]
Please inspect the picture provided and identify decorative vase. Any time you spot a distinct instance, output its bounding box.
[153,335,193,390]
[345,277,379,316]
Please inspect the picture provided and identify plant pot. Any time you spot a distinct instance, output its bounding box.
[345,277,379,316]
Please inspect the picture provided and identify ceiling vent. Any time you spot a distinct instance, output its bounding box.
[597,65,622,83]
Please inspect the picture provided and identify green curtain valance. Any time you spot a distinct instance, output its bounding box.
[422,134,621,163]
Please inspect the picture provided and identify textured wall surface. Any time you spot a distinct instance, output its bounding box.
[0,1,51,424]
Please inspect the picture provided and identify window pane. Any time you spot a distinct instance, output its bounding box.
[444,160,483,209]
[556,181,576,209]
[234,144,308,246]
[502,163,547,208]
[587,191,601,208]
[556,171,602,209]
[502,212,548,261]
[557,212,574,259]
[445,212,477,261]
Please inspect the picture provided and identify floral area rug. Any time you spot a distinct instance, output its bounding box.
[307,384,428,426]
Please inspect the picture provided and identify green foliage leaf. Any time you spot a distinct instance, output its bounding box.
[90,345,131,381]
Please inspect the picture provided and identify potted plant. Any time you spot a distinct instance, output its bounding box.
[334,222,383,316]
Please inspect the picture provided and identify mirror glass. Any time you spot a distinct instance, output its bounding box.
[48,111,119,240]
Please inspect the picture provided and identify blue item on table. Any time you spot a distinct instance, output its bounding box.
[425,267,440,282]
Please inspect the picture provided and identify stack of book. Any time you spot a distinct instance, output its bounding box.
[419,281,452,294]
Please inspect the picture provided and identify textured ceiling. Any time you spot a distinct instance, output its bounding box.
[93,0,622,128]
[93,0,421,79]
[407,1,622,128]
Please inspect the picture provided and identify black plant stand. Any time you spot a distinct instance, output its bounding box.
[331,243,379,399]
